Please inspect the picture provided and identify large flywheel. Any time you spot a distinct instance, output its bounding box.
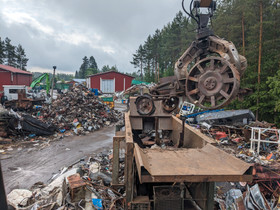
[135,95,155,116]
[186,56,240,109]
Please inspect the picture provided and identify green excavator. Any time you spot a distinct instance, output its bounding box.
[30,73,50,94]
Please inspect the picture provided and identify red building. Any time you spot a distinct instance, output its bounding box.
[0,64,32,91]
[88,71,134,93]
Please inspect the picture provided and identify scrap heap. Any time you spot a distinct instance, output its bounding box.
[132,107,280,208]
[6,149,126,210]
[34,85,122,135]
[0,106,56,140]
[185,110,280,209]
[0,85,123,141]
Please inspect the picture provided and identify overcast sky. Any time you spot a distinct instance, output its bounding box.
[0,0,191,75]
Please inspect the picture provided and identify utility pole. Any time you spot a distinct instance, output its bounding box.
[51,66,56,103]
[256,0,263,120]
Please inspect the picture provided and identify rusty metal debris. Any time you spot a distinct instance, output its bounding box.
[4,89,44,111]
[0,85,123,142]
[193,112,280,208]
[67,173,87,202]
[0,107,55,137]
[33,84,122,135]
[6,149,125,210]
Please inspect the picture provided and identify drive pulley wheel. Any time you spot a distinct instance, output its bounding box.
[186,56,240,109]
[162,96,179,113]
[135,95,155,116]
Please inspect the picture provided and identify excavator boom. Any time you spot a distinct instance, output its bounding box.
[30,73,50,94]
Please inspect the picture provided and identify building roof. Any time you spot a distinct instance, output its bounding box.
[132,80,150,85]
[72,79,86,83]
[0,64,32,75]
[89,71,134,78]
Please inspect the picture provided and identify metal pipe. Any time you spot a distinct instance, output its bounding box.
[51,66,56,103]
[178,116,186,148]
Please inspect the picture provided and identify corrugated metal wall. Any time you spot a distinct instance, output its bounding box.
[0,71,32,91]
[90,72,133,92]
[0,71,11,91]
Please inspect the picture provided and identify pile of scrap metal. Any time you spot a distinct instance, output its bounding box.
[115,83,155,104]
[123,84,154,96]
[0,105,55,139]
[31,84,123,135]
[181,108,280,208]
[6,149,125,210]
[216,183,279,209]
[3,89,45,111]
[214,165,280,209]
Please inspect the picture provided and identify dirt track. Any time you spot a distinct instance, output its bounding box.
[1,126,115,193]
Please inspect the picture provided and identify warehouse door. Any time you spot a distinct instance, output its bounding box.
[101,79,115,93]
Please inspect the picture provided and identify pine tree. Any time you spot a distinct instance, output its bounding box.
[111,65,118,72]
[89,56,98,70]
[15,44,29,70]
[131,44,145,80]
[101,65,110,72]
[0,38,4,64]
[86,56,99,76]
[75,70,79,78]
[4,37,16,67]
[131,11,196,83]
[79,56,89,78]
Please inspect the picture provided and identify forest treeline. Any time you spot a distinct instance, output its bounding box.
[75,56,119,79]
[131,0,280,124]
[0,37,29,70]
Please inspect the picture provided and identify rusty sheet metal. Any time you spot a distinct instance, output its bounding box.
[67,173,86,189]
[134,144,253,183]
[67,173,86,202]
[200,0,213,7]
[172,116,215,148]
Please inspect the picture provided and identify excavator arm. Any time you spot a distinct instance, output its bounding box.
[30,73,50,94]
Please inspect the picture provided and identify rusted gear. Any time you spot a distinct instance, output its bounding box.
[186,56,240,109]
[162,96,179,113]
[135,95,155,116]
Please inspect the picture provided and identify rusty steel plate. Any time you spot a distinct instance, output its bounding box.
[134,144,253,183]
[200,0,213,7]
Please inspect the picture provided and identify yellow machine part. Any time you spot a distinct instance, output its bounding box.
[104,101,114,109]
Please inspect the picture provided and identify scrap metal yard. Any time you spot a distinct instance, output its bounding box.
[0,0,280,209]
[1,83,280,209]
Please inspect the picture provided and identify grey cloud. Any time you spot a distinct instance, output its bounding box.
[0,0,190,74]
